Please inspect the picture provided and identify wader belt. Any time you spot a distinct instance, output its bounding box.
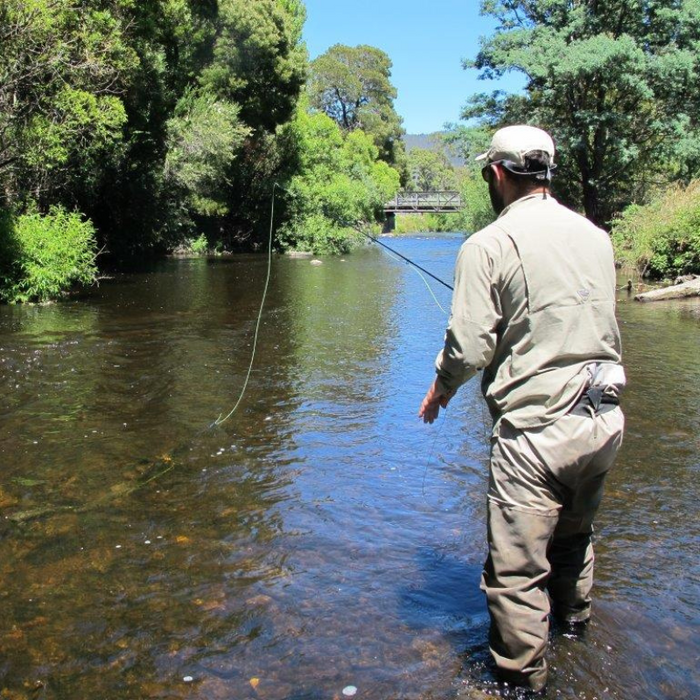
[569,387,619,417]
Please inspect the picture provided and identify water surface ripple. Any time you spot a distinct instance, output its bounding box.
[1,240,698,699]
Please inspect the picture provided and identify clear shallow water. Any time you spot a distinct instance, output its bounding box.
[0,238,698,700]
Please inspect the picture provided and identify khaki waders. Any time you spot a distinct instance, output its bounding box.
[481,406,624,691]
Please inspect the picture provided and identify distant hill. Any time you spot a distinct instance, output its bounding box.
[403,132,465,167]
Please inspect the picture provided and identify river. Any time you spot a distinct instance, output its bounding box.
[1,236,698,700]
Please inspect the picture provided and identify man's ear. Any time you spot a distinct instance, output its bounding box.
[491,163,506,185]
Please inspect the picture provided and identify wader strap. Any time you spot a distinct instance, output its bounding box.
[569,389,619,418]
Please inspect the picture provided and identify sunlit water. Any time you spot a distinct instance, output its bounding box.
[1,237,698,700]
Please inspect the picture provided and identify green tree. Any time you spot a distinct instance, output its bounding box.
[278,107,400,254]
[195,0,308,247]
[307,44,405,167]
[199,0,307,132]
[464,0,700,227]
[406,148,457,192]
[455,167,496,234]
[0,0,137,209]
[79,0,203,259]
[164,90,250,218]
[87,0,308,257]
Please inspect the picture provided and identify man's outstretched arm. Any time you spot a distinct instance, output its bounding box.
[418,240,502,424]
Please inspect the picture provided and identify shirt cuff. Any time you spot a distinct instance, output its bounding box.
[434,374,455,396]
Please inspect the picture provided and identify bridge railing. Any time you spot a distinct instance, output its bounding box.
[384,191,462,213]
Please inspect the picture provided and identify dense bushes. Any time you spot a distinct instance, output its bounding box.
[394,214,453,234]
[278,110,400,254]
[612,181,700,279]
[0,208,98,303]
[0,0,309,268]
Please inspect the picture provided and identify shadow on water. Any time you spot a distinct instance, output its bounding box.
[1,243,699,700]
[400,548,485,648]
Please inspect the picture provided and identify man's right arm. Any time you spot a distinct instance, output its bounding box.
[419,238,502,424]
[434,240,502,393]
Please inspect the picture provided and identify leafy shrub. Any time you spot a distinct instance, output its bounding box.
[393,214,432,234]
[1,208,98,303]
[280,214,360,255]
[612,180,700,278]
[164,90,250,217]
[189,234,209,255]
[278,109,400,254]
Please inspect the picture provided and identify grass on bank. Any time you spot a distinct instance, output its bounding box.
[612,180,700,279]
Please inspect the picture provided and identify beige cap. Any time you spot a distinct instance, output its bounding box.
[475,125,555,167]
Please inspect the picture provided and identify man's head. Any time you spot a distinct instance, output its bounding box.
[476,125,556,214]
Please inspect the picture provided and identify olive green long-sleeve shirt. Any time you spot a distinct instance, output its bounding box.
[435,193,622,430]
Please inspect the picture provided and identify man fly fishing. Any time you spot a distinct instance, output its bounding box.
[418,125,625,693]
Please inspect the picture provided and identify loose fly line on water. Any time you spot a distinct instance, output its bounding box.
[212,183,278,428]
[4,186,460,527]
[379,245,449,315]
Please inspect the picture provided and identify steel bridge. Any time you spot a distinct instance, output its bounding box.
[382,191,462,232]
[384,191,462,214]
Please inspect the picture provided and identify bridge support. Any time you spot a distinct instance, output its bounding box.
[382,212,396,233]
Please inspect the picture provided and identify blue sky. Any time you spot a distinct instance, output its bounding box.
[302,0,524,134]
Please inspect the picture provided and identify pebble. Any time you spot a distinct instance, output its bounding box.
[342,686,357,697]
[183,676,194,683]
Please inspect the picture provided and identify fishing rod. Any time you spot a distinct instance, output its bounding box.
[273,186,453,291]
[351,225,454,291]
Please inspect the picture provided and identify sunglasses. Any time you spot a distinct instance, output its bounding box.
[481,160,554,182]
[481,160,518,181]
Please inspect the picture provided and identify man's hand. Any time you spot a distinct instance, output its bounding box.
[418,380,455,424]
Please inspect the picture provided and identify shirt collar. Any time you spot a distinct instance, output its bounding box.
[498,192,557,219]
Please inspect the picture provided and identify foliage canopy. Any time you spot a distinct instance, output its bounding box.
[406,148,457,192]
[279,108,400,254]
[462,0,700,227]
[307,44,405,168]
